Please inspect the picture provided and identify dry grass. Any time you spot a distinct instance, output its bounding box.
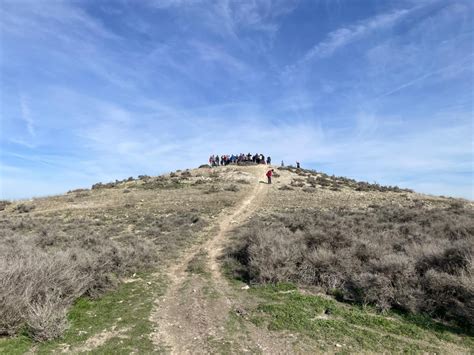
[227,201,474,329]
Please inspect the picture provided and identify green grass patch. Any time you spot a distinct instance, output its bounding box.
[0,273,167,354]
[248,283,474,353]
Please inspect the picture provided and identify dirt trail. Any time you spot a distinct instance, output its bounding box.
[151,165,292,353]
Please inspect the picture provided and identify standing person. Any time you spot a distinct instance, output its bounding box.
[281,160,284,167]
[266,169,274,184]
[215,155,220,166]
[209,155,214,166]
[296,161,300,169]
[266,156,271,165]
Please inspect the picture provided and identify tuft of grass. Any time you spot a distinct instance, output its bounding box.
[186,250,209,276]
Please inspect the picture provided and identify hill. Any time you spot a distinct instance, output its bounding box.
[0,165,473,353]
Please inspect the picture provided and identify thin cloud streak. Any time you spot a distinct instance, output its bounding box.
[283,6,415,77]
[18,95,35,139]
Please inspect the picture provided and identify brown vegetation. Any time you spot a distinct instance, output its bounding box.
[0,168,247,341]
[227,201,474,328]
[279,166,414,193]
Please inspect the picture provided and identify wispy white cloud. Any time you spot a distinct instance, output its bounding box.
[19,94,35,137]
[309,9,411,58]
[376,54,474,99]
[283,7,414,77]
[189,40,247,72]
[151,0,298,37]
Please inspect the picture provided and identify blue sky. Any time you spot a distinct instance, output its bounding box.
[0,0,473,200]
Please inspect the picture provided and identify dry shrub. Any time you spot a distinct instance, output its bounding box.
[236,179,251,185]
[290,180,305,188]
[299,168,413,193]
[204,185,221,194]
[227,204,474,328]
[225,184,240,192]
[26,292,69,341]
[0,246,89,338]
[0,200,12,211]
[67,188,89,194]
[14,204,35,214]
[0,216,157,340]
[246,228,305,282]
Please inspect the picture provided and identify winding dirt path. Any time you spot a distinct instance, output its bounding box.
[150,166,291,353]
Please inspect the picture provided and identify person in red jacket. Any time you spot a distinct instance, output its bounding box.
[266,169,274,184]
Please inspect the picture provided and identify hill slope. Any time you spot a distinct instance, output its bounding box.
[0,165,473,353]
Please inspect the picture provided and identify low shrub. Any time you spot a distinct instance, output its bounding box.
[67,188,89,194]
[236,179,251,185]
[0,211,159,340]
[204,185,221,194]
[14,204,35,213]
[0,200,12,211]
[225,184,240,192]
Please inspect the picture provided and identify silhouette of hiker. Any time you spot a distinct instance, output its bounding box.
[296,161,300,169]
[266,169,274,184]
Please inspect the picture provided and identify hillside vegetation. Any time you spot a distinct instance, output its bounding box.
[227,167,473,327]
[1,165,473,353]
[0,168,246,342]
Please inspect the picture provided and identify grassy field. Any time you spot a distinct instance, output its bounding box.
[245,283,473,353]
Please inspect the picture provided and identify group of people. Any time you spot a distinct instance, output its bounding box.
[209,153,271,167]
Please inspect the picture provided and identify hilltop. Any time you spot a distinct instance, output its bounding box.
[0,165,473,353]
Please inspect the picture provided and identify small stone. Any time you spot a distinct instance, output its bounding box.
[241,285,250,290]
[335,343,342,348]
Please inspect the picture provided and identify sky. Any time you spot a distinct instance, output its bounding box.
[0,0,473,200]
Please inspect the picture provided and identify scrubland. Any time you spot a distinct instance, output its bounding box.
[0,168,247,341]
[1,164,472,353]
[227,167,474,329]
